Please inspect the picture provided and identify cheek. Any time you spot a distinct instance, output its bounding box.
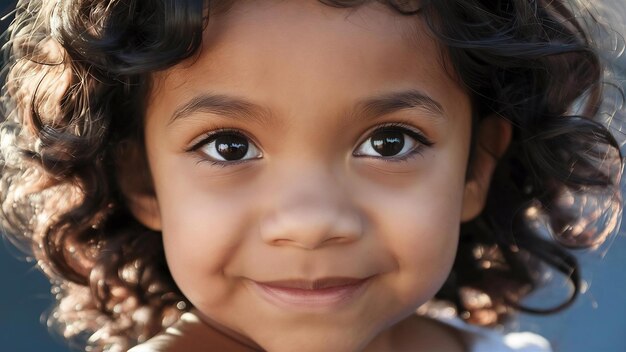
[156,172,256,304]
[359,153,468,302]
[381,188,460,281]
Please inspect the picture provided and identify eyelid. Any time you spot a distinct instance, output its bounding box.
[355,121,434,148]
[186,128,261,153]
[185,128,264,168]
[351,121,435,164]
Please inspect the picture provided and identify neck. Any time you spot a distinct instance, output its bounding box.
[187,308,263,351]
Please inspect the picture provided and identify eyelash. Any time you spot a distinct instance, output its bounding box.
[354,122,434,163]
[187,122,434,167]
[187,128,259,168]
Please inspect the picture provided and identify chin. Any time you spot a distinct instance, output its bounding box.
[256,327,371,352]
[262,339,364,352]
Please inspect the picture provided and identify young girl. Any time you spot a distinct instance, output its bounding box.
[1,0,623,351]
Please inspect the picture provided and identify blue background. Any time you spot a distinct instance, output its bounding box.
[1,1,625,351]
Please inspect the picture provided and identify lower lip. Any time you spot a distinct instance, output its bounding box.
[250,279,371,311]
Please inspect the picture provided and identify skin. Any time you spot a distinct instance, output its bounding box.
[132,1,510,351]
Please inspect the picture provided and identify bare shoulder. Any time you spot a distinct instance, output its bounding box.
[391,314,467,352]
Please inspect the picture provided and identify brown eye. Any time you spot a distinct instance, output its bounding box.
[370,129,404,157]
[195,131,262,162]
[354,126,429,159]
[214,134,249,160]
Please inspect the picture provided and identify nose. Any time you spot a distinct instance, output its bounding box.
[259,169,364,250]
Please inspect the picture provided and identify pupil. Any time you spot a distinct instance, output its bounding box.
[371,130,404,156]
[215,134,249,160]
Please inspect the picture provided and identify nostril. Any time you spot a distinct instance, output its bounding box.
[259,207,364,249]
[319,235,353,246]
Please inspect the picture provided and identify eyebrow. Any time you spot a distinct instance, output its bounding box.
[355,89,445,121]
[169,94,272,126]
[169,89,445,126]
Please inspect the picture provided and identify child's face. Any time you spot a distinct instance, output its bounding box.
[138,1,492,351]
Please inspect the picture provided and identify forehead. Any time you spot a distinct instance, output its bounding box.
[148,1,468,124]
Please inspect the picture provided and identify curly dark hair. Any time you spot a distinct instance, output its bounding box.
[0,0,623,350]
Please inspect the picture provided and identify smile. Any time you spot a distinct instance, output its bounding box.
[249,276,372,311]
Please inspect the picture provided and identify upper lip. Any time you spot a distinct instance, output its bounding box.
[255,276,370,290]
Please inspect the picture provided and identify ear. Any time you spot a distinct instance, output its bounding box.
[461,115,512,222]
[126,193,162,231]
[115,140,162,231]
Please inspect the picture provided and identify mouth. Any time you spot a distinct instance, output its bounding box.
[249,276,372,310]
